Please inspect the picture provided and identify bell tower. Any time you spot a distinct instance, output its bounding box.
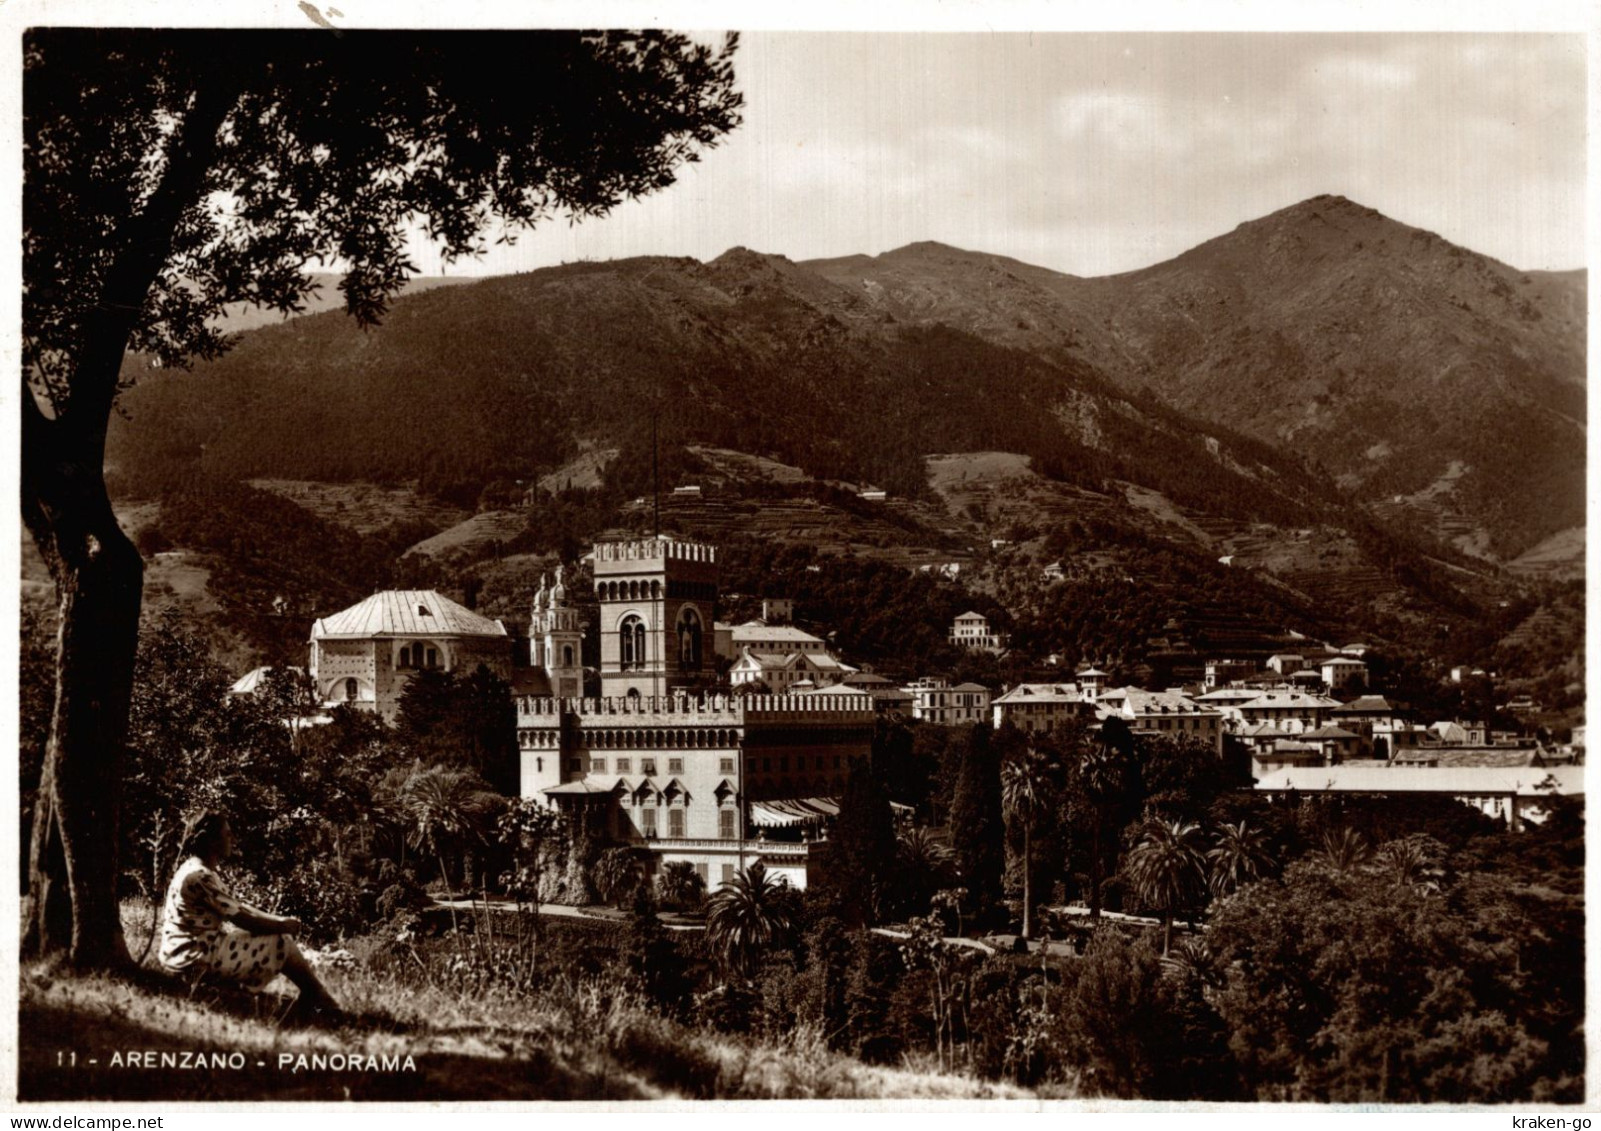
[530,567,584,699]
[592,538,717,698]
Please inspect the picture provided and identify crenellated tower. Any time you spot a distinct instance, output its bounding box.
[592,538,717,698]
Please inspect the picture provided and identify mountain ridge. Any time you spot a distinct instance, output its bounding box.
[109,195,1583,568]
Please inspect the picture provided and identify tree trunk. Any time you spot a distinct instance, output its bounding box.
[19,60,246,968]
[1021,823,1032,940]
[21,420,144,967]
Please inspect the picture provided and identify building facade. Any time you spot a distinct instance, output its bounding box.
[1096,687,1224,753]
[594,539,717,699]
[308,590,512,720]
[906,677,992,725]
[991,682,1095,733]
[518,537,873,889]
[949,611,1005,653]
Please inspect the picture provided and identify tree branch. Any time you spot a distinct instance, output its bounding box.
[63,55,255,450]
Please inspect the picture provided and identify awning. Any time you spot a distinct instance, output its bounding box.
[543,779,621,796]
[750,797,841,827]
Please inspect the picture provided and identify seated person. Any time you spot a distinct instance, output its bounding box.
[159,811,340,1018]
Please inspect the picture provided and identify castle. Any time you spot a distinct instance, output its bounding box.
[517,537,874,889]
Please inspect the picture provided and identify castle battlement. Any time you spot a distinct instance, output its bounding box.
[516,691,874,723]
[592,538,716,565]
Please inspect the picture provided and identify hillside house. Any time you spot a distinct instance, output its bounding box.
[949,611,1005,653]
[715,621,832,663]
[1204,658,1259,688]
[1320,655,1368,693]
[1266,653,1305,676]
[1194,687,1267,727]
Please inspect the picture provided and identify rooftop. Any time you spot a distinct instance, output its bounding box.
[312,591,506,639]
[994,683,1087,704]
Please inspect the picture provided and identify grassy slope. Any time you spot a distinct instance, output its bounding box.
[18,906,1031,1103]
[17,971,1030,1102]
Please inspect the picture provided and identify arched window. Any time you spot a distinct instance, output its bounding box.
[344,678,359,702]
[620,614,646,670]
[677,608,703,671]
[563,644,575,667]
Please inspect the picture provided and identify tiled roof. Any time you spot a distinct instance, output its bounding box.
[1238,691,1341,711]
[729,624,826,645]
[1256,764,1582,796]
[1332,695,1400,714]
[1302,726,1360,740]
[313,591,506,639]
[994,683,1085,704]
[1099,687,1219,716]
[951,682,991,692]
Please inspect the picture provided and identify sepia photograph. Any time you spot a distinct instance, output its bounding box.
[8,0,1591,1111]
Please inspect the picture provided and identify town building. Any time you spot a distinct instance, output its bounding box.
[839,672,915,716]
[1075,667,1109,700]
[714,621,831,663]
[1234,689,1341,735]
[991,682,1096,734]
[1253,764,1582,832]
[1095,687,1224,753]
[1265,653,1305,676]
[594,539,716,699]
[906,677,992,725]
[949,611,1005,653]
[308,590,512,720]
[1193,687,1264,727]
[729,646,851,692]
[518,538,874,890]
[1320,655,1368,693]
[1204,658,1259,689]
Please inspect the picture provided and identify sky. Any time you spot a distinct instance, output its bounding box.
[407,30,1588,278]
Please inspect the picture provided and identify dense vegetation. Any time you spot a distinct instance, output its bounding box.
[18,605,1582,1101]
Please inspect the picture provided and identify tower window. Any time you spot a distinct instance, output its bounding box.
[620,615,647,670]
[344,678,358,701]
[677,607,703,671]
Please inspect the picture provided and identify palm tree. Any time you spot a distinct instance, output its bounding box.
[1079,744,1125,920]
[1207,819,1275,897]
[705,861,793,981]
[1001,747,1052,939]
[896,825,954,919]
[1316,826,1373,876]
[1123,817,1207,954]
[400,764,497,935]
[1375,835,1443,893]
